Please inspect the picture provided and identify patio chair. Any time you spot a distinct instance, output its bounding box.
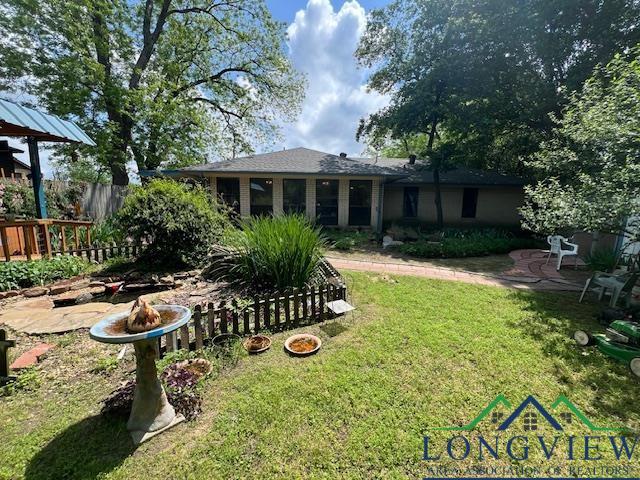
[546,235,579,270]
[579,271,639,308]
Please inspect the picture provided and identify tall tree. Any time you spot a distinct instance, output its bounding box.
[520,47,640,238]
[357,0,640,179]
[0,0,304,184]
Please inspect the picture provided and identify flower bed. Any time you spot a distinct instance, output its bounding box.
[159,259,346,357]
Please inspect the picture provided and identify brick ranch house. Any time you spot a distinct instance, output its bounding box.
[168,147,525,232]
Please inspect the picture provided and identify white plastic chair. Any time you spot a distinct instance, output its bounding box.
[546,235,579,270]
[579,271,639,307]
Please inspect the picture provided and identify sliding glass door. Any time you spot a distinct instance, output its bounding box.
[283,179,306,215]
[250,178,273,216]
[216,177,240,213]
[348,180,372,226]
[316,179,339,225]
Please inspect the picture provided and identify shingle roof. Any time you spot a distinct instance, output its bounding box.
[180,147,404,177]
[178,147,525,186]
[354,157,526,186]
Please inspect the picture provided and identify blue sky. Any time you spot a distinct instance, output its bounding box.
[266,0,389,22]
[6,0,391,179]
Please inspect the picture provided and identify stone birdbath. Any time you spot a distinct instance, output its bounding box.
[90,304,191,444]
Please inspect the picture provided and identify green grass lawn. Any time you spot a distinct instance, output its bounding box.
[2,272,639,479]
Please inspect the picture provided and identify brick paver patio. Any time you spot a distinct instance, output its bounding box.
[327,249,586,292]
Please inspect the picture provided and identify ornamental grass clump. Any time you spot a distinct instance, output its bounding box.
[207,214,326,291]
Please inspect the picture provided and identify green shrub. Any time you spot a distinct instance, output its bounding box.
[0,179,84,219]
[394,231,540,259]
[324,229,372,251]
[584,248,619,272]
[206,214,326,290]
[90,217,126,246]
[115,179,230,267]
[0,255,92,291]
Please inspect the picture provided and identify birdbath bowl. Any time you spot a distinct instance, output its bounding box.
[90,304,191,444]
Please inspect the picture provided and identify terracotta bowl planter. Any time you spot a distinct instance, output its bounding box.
[169,358,213,380]
[212,333,241,347]
[243,335,271,354]
[284,334,322,356]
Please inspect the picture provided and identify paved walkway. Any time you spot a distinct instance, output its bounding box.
[505,249,585,278]
[0,297,137,335]
[1,250,585,336]
[327,250,585,292]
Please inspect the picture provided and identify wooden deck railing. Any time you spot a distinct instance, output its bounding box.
[0,219,93,261]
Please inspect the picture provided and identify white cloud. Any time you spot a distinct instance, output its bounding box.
[276,0,388,156]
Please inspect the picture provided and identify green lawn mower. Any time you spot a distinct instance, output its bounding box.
[574,319,640,377]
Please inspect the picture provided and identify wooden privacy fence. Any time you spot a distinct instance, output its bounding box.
[52,243,143,263]
[161,282,347,356]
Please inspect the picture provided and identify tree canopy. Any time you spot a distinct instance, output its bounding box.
[0,0,304,184]
[357,0,640,175]
[520,46,640,236]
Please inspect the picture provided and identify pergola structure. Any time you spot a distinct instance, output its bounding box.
[0,98,96,218]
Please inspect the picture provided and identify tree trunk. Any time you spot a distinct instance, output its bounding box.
[433,167,443,229]
[110,163,129,186]
[426,109,443,229]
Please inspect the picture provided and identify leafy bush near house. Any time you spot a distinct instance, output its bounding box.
[324,229,373,251]
[393,228,541,259]
[584,248,619,273]
[115,179,230,267]
[0,255,92,291]
[206,214,326,291]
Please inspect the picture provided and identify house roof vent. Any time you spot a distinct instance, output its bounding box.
[408,154,416,164]
[339,152,347,158]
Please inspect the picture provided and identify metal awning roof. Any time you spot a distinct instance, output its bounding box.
[0,98,96,146]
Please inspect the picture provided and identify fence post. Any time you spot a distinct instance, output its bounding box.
[194,305,204,350]
[311,287,317,320]
[180,324,190,351]
[253,296,260,333]
[243,308,250,335]
[264,296,271,330]
[319,285,325,320]
[219,301,228,334]
[60,226,67,253]
[274,292,280,330]
[73,226,80,249]
[207,302,215,338]
[302,286,308,321]
[293,288,300,326]
[166,331,178,352]
[284,289,291,328]
[231,300,239,334]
